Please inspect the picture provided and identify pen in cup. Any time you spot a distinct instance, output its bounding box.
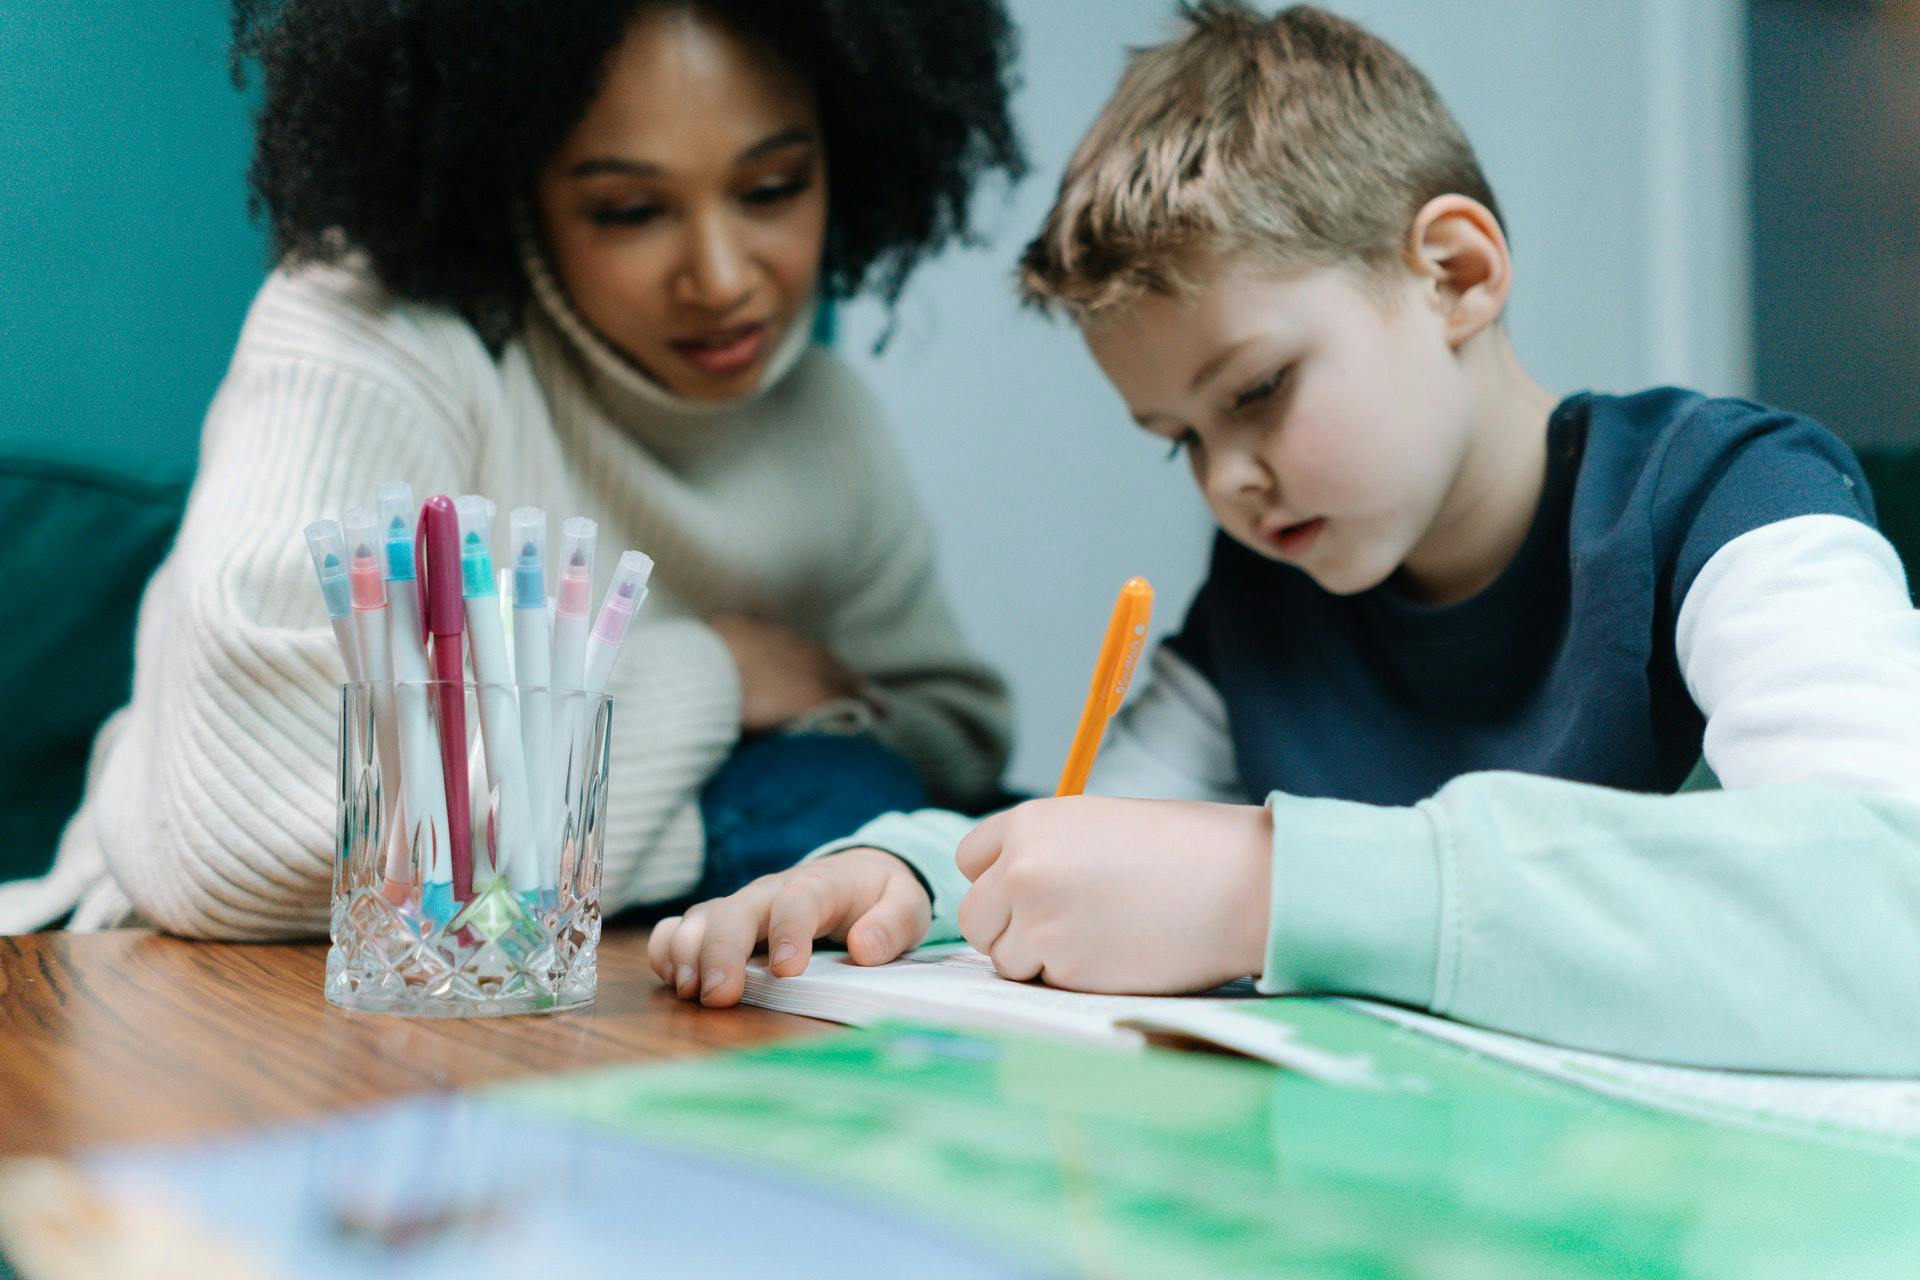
[378,482,452,906]
[304,520,363,684]
[549,517,596,835]
[416,495,474,905]
[551,549,653,858]
[344,507,411,903]
[510,508,556,898]
[455,495,538,898]
[584,550,653,695]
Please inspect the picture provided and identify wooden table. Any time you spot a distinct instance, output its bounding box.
[0,929,826,1158]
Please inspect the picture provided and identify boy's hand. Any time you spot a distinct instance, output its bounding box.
[647,848,933,1007]
[710,613,859,732]
[954,797,1273,994]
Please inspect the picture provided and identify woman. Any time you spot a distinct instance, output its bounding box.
[19,0,1024,936]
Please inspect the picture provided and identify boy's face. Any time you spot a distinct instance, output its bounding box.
[1084,258,1478,596]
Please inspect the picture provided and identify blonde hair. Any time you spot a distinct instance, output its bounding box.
[1018,2,1502,320]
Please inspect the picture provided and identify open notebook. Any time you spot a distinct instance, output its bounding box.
[744,943,1920,1138]
[742,943,1382,1087]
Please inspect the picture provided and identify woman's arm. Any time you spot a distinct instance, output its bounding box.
[67,348,473,937]
[61,269,747,933]
[810,382,1012,812]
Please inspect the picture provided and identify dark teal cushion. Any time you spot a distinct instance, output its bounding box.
[0,454,191,883]
[1858,447,1920,599]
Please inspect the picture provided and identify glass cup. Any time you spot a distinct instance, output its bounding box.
[327,680,613,1017]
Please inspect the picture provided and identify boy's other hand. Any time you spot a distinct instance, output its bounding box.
[647,847,933,1007]
[710,613,859,732]
[954,797,1272,995]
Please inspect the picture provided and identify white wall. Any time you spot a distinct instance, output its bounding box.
[836,0,1751,793]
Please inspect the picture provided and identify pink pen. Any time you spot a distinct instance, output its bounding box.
[415,495,474,904]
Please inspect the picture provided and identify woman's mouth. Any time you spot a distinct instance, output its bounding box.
[1261,516,1326,558]
[670,322,769,375]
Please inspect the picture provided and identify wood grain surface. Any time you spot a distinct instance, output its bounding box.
[0,929,825,1158]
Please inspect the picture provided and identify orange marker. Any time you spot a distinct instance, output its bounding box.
[1055,576,1155,796]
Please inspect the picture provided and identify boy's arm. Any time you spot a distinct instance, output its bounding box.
[805,809,981,943]
[1263,514,1920,1074]
[1261,777,1920,1074]
[1676,514,1920,794]
[802,644,1246,941]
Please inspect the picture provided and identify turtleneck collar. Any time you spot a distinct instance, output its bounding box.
[517,219,817,423]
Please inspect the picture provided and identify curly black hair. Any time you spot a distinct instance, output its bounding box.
[232,0,1026,341]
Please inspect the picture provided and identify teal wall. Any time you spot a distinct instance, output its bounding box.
[0,1,266,887]
[0,0,267,477]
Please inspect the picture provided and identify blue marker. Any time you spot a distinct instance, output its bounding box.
[509,508,556,902]
[454,496,537,900]
[376,482,454,921]
[303,520,362,684]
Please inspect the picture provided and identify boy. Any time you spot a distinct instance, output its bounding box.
[650,2,1920,1072]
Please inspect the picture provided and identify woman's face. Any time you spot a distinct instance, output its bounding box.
[536,8,828,401]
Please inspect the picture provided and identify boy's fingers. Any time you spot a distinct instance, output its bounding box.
[844,873,934,966]
[988,916,1044,983]
[955,864,1012,959]
[646,917,682,983]
[954,811,1010,882]
[694,880,786,1008]
[666,904,714,999]
[764,873,863,976]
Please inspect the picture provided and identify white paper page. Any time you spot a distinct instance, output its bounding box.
[1337,999,1920,1141]
[742,945,1378,1086]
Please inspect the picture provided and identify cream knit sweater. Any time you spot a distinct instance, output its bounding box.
[5,252,1010,937]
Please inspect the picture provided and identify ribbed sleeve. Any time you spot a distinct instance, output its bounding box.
[593,619,741,905]
[72,354,470,937]
[13,258,1008,936]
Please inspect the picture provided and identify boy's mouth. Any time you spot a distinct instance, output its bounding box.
[1260,516,1326,558]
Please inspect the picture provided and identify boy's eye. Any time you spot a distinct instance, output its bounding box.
[1165,429,1200,462]
[591,203,662,227]
[1231,366,1291,412]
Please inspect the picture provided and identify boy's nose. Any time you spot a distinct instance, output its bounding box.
[1209,448,1277,504]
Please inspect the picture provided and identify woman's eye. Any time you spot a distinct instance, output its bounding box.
[591,204,662,227]
[1165,429,1200,462]
[1231,367,1289,412]
[742,177,811,206]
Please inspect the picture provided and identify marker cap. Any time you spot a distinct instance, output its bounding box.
[510,507,547,609]
[303,519,352,618]
[454,495,498,598]
[556,516,598,618]
[377,482,417,581]
[342,507,386,610]
[592,550,655,646]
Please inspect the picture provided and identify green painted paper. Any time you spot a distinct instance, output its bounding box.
[500,1011,1920,1279]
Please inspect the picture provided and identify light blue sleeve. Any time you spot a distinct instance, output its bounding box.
[1262,773,1920,1075]
[802,809,980,943]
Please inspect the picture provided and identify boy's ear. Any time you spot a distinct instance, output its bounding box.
[1403,195,1512,349]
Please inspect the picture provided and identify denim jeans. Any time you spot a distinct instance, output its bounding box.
[672,732,927,908]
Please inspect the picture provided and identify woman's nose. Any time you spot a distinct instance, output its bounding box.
[675,211,753,312]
